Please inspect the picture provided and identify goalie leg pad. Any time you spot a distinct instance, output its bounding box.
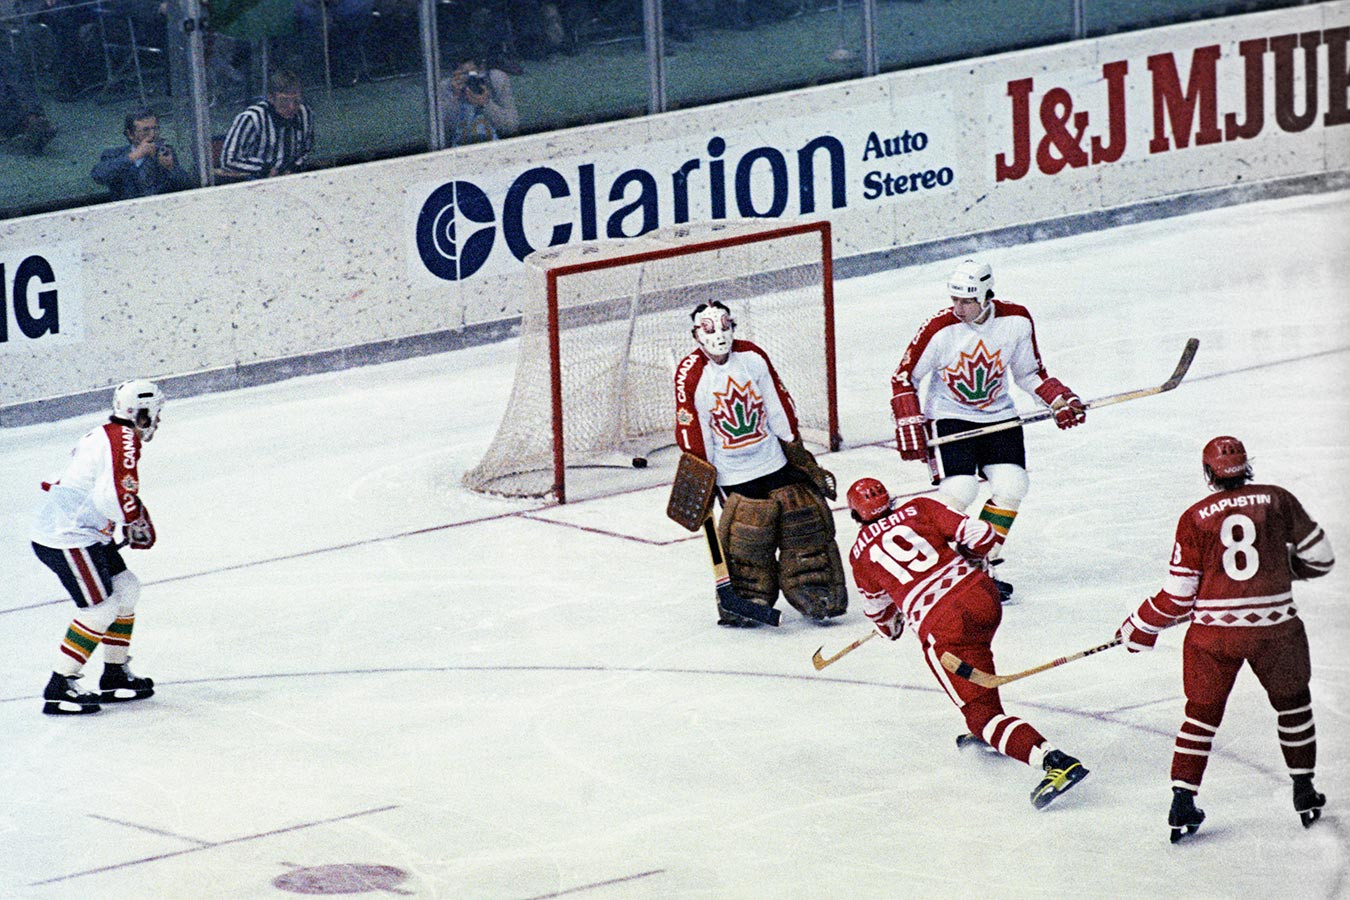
[773,483,847,619]
[717,493,780,605]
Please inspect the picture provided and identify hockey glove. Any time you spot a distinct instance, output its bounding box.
[1116,613,1158,653]
[872,606,904,641]
[781,439,837,500]
[891,387,929,461]
[125,504,156,550]
[1034,377,1086,429]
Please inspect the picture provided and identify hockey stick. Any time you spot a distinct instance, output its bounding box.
[811,630,877,670]
[703,517,782,626]
[940,636,1122,688]
[929,338,1199,448]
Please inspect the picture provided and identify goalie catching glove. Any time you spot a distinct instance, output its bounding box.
[1034,377,1086,430]
[124,502,156,550]
[891,384,928,461]
[781,439,837,500]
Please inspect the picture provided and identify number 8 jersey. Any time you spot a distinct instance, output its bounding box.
[848,495,997,637]
[1160,483,1333,627]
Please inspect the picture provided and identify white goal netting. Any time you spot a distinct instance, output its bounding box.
[464,220,837,501]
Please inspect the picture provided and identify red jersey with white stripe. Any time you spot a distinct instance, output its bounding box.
[892,299,1051,422]
[674,339,800,486]
[848,496,997,636]
[1154,483,1331,628]
[31,422,143,548]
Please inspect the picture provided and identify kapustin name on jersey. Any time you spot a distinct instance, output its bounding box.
[1196,492,1271,519]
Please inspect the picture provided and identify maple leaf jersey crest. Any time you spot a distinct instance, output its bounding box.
[941,340,1006,409]
[711,377,769,449]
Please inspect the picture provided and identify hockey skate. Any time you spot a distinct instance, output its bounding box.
[993,578,1015,604]
[956,733,1001,754]
[1292,774,1326,828]
[1168,787,1205,843]
[955,732,986,750]
[42,672,101,715]
[99,660,155,703]
[1030,750,1088,809]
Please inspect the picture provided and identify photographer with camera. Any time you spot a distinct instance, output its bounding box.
[91,110,195,201]
[441,54,519,147]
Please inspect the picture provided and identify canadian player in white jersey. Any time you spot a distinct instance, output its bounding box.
[844,476,1089,810]
[890,259,1085,602]
[30,380,164,715]
[1116,435,1335,841]
[674,300,846,625]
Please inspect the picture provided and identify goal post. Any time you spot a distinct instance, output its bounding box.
[464,219,840,503]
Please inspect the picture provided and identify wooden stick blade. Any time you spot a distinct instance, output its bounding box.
[811,631,876,671]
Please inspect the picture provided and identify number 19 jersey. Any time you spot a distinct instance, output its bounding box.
[848,496,996,636]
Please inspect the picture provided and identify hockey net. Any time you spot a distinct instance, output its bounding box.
[463,219,839,502]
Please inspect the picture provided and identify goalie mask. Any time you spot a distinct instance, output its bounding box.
[112,379,165,442]
[847,477,892,523]
[1202,434,1251,487]
[691,301,735,359]
[948,259,994,317]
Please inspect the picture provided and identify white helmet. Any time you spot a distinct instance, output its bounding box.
[691,301,735,358]
[112,379,165,442]
[948,259,994,307]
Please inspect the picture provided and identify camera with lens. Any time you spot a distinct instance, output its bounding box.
[462,71,489,94]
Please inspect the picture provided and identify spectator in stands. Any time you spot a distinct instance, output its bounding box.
[91,109,195,200]
[0,39,56,154]
[21,0,99,101]
[219,69,315,178]
[441,54,518,146]
[293,0,373,86]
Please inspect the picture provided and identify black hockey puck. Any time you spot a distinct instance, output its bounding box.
[631,457,648,468]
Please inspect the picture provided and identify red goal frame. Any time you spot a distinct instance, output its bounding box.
[539,221,839,503]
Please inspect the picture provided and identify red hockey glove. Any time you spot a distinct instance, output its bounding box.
[873,607,904,641]
[1116,613,1158,653]
[1035,377,1086,429]
[891,387,929,461]
[125,503,156,550]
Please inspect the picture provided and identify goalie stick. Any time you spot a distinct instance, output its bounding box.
[703,517,782,626]
[929,338,1199,448]
[940,636,1123,688]
[811,630,877,670]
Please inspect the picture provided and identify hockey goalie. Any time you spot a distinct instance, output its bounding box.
[671,300,847,626]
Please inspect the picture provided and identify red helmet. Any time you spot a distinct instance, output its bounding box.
[847,477,892,522]
[1202,435,1250,484]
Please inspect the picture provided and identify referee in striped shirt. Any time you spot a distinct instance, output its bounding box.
[219,70,315,180]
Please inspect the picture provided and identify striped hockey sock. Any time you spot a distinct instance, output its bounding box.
[57,618,106,675]
[102,615,135,665]
[978,500,1019,548]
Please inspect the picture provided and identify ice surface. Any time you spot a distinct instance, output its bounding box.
[1,191,1347,899]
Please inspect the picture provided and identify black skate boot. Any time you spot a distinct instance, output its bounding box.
[1168,787,1206,843]
[1292,774,1326,828]
[99,660,155,703]
[1031,749,1089,809]
[42,672,101,715]
[993,578,1015,603]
